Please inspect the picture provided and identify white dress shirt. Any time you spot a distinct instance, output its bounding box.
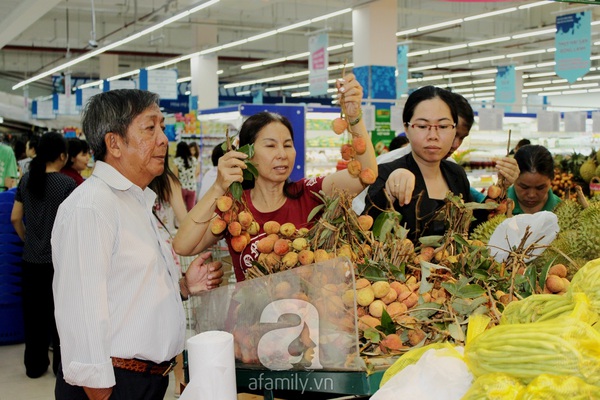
[52,161,185,388]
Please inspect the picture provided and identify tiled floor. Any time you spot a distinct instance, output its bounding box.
[0,343,179,400]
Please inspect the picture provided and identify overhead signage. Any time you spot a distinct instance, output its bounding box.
[537,111,561,132]
[396,45,409,98]
[495,65,516,109]
[308,33,329,96]
[139,69,178,100]
[555,11,591,83]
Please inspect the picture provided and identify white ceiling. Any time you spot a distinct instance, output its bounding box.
[0,0,599,101]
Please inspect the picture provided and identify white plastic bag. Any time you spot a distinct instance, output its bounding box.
[487,211,559,263]
[371,347,473,400]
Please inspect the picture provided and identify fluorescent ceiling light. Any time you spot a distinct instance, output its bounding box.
[546,85,569,90]
[409,65,437,72]
[430,44,468,53]
[396,29,418,36]
[524,80,552,86]
[512,28,555,39]
[311,8,352,23]
[570,83,598,89]
[470,55,506,63]
[422,74,445,81]
[247,30,278,42]
[78,80,103,89]
[471,69,497,76]
[528,72,555,78]
[287,52,310,60]
[515,64,538,71]
[464,8,517,22]
[277,20,311,33]
[438,60,469,68]
[408,50,429,57]
[445,72,472,79]
[583,75,600,81]
[107,70,140,81]
[236,90,251,96]
[507,49,547,58]
[13,0,220,90]
[417,19,463,32]
[473,78,494,84]
[291,91,311,97]
[468,37,510,47]
[537,61,556,68]
[473,86,496,92]
[523,88,544,93]
[518,1,552,9]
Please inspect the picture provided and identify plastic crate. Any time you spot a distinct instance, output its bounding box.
[0,264,20,275]
[0,299,24,344]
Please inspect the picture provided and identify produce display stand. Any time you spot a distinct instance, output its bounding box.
[191,259,391,398]
[235,367,384,399]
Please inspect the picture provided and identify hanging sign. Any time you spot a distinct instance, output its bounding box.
[396,45,409,98]
[31,99,55,120]
[564,111,587,132]
[103,80,136,91]
[537,111,561,132]
[495,65,516,108]
[477,108,504,131]
[555,11,591,83]
[308,33,329,96]
[76,87,102,109]
[139,69,178,100]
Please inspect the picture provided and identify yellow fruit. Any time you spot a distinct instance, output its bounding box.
[372,281,391,298]
[356,286,375,307]
[368,300,386,318]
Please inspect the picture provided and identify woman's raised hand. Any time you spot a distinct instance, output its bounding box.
[215,150,247,193]
[336,73,363,120]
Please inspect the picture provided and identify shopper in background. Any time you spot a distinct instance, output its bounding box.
[188,141,202,199]
[173,141,199,211]
[59,138,90,186]
[0,134,18,191]
[197,142,225,200]
[149,152,187,272]
[388,134,409,151]
[509,144,561,215]
[52,89,223,400]
[10,131,76,379]
[509,138,531,155]
[18,137,38,177]
[174,73,376,282]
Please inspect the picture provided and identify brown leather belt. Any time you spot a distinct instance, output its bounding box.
[111,357,177,376]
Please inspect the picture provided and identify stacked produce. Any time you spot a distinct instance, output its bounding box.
[217,186,578,367]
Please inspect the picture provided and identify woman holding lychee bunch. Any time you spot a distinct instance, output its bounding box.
[173,73,377,282]
[363,86,476,242]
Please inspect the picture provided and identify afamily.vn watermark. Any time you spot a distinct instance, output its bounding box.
[248,373,334,394]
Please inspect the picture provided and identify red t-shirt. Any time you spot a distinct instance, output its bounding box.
[60,166,85,186]
[225,177,325,282]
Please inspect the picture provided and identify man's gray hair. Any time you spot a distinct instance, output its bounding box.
[82,89,160,161]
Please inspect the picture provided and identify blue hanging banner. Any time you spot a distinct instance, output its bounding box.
[495,65,516,109]
[308,32,329,96]
[396,45,409,98]
[555,11,591,83]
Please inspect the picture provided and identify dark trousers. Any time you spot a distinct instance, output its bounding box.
[21,260,60,378]
[55,363,169,400]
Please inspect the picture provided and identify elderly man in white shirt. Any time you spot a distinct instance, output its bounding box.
[52,89,223,400]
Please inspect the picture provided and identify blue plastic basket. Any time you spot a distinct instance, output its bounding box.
[0,299,24,344]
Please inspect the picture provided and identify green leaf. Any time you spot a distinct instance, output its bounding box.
[243,168,254,181]
[377,309,396,335]
[409,302,442,320]
[362,265,387,281]
[457,284,486,299]
[237,143,254,157]
[448,322,465,342]
[245,162,259,178]
[538,256,555,291]
[441,281,460,297]
[452,296,488,315]
[363,328,381,343]
[418,235,444,247]
[230,181,243,201]
[419,261,434,293]
[453,234,469,247]
[307,204,325,223]
[373,212,394,241]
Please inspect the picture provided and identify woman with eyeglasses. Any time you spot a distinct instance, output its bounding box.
[362,85,473,242]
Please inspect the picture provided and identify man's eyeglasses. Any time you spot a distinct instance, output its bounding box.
[405,122,456,134]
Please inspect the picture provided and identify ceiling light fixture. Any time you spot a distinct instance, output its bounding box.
[464,8,517,22]
[468,37,511,47]
[417,19,463,32]
[12,0,221,90]
[512,28,555,39]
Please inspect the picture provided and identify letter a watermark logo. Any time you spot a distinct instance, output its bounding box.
[257,299,323,371]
